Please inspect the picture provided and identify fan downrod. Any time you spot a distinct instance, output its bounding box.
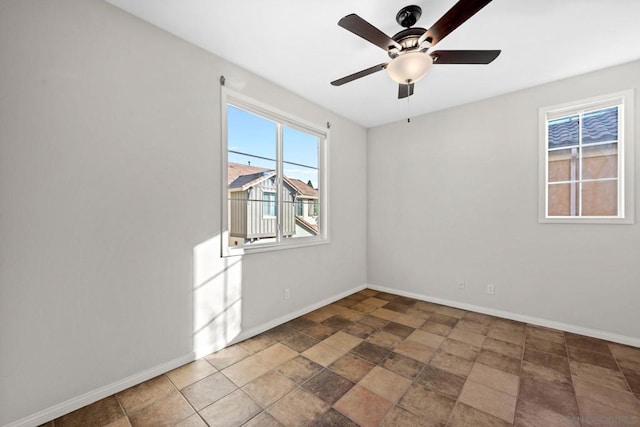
[396,5,422,28]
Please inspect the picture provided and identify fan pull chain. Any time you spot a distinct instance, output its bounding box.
[407,90,411,123]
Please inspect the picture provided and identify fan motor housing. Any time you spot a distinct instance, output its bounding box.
[389,27,429,58]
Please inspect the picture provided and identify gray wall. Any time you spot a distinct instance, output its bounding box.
[0,0,367,424]
[368,60,640,342]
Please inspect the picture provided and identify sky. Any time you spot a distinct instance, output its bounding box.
[227,106,319,188]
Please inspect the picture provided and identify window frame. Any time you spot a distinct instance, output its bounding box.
[538,90,635,224]
[221,87,329,256]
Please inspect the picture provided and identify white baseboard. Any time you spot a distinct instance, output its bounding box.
[193,283,367,358]
[6,353,195,427]
[9,283,368,427]
[367,283,640,348]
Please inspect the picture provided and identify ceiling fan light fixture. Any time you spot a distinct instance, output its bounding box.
[386,51,433,84]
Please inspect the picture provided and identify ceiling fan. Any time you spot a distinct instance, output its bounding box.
[331,0,501,99]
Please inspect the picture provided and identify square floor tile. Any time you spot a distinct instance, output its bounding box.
[475,349,520,375]
[301,368,354,404]
[371,308,401,321]
[313,409,359,427]
[569,360,630,391]
[458,380,517,423]
[519,378,580,419]
[398,383,456,425]
[366,330,403,349]
[523,347,570,376]
[322,331,363,352]
[280,332,319,353]
[166,359,217,390]
[440,338,480,361]
[242,370,296,408]
[55,396,124,427]
[428,313,460,328]
[455,319,490,336]
[514,398,580,427]
[380,406,432,427]
[415,365,465,399]
[275,356,323,385]
[205,345,249,370]
[394,339,436,364]
[381,352,424,380]
[525,335,566,357]
[568,346,619,370]
[255,343,298,368]
[302,324,335,340]
[448,328,486,348]
[406,329,446,349]
[181,372,237,410]
[393,314,426,329]
[221,355,270,387]
[521,361,572,391]
[467,362,519,396]
[573,376,640,415]
[268,388,330,426]
[242,411,283,427]
[381,321,415,338]
[430,350,473,377]
[329,353,375,383]
[199,389,261,427]
[482,337,522,359]
[350,341,390,364]
[576,395,640,427]
[128,391,194,427]
[303,342,345,367]
[334,385,393,427]
[239,335,278,354]
[420,321,453,337]
[449,402,512,427]
[116,375,175,414]
[359,366,412,402]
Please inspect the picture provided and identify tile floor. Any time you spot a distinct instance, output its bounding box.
[41,289,640,426]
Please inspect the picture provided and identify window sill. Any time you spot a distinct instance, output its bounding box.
[539,216,634,225]
[223,237,330,257]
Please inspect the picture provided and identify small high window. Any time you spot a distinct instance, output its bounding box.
[539,90,634,224]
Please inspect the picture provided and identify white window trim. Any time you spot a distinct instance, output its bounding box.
[538,89,635,224]
[221,87,329,257]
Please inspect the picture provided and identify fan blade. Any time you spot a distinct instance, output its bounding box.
[418,0,493,47]
[331,62,388,86]
[431,50,501,64]
[398,83,415,99]
[339,14,402,51]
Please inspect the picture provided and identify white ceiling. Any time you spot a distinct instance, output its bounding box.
[105,0,640,128]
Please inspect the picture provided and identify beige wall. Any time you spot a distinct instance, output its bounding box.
[0,0,367,424]
[368,60,640,343]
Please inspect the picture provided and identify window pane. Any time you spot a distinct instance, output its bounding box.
[548,148,579,183]
[283,126,320,239]
[548,115,579,149]
[582,143,617,180]
[227,106,278,247]
[582,180,618,216]
[582,106,618,144]
[548,183,579,216]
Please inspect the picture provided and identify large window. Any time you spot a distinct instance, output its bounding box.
[539,90,634,224]
[222,88,328,255]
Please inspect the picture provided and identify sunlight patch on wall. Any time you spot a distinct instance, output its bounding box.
[193,236,242,358]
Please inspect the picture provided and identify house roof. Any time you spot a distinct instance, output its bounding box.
[228,162,274,191]
[287,178,318,198]
[548,106,618,149]
[228,162,318,197]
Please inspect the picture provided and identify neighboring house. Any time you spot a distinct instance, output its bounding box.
[227,162,318,246]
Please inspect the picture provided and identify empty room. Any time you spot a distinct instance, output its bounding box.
[2,0,640,426]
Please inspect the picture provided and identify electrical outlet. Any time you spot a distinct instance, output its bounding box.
[458,281,465,290]
[284,288,290,300]
[487,284,495,295]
